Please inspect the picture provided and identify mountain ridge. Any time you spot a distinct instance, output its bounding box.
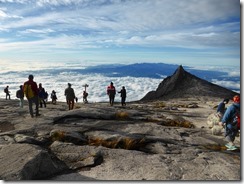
[141,65,239,101]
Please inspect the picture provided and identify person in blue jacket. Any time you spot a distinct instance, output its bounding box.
[219,95,240,151]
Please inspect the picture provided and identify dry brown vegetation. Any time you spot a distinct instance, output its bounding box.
[88,137,146,150]
[115,111,129,120]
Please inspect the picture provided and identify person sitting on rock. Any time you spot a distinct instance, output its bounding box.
[219,95,240,151]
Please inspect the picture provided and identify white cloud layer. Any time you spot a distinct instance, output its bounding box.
[212,79,240,93]
[0,62,240,103]
[0,72,163,103]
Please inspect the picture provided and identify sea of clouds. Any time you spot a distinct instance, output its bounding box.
[0,61,240,103]
[0,63,162,103]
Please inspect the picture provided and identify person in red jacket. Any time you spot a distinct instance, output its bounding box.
[23,74,40,118]
[107,82,116,106]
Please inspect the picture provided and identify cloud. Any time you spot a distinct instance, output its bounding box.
[211,79,240,91]
[0,9,22,19]
[1,0,240,33]
[1,69,239,103]
[19,28,55,34]
[0,62,239,103]
[0,0,28,3]
[0,71,163,103]
[0,0,240,67]
[227,71,240,77]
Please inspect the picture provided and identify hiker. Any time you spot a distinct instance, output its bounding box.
[219,95,240,151]
[51,90,57,104]
[83,91,88,103]
[16,85,24,108]
[64,83,76,110]
[217,98,229,118]
[38,83,46,108]
[23,75,40,118]
[118,86,126,106]
[44,91,48,102]
[4,86,11,100]
[107,82,116,106]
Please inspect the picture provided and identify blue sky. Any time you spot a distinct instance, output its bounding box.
[0,0,240,67]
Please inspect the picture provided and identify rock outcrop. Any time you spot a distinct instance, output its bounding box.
[141,65,239,101]
[0,97,240,180]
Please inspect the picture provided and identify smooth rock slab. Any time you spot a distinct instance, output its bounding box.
[49,141,102,170]
[0,143,66,180]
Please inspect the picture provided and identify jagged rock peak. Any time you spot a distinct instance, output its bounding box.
[175,65,185,74]
[140,65,239,101]
[172,65,188,79]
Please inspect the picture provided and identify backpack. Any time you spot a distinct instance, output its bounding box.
[16,89,24,98]
[4,88,7,93]
[232,105,240,130]
[16,90,20,98]
[44,92,48,99]
[24,84,34,99]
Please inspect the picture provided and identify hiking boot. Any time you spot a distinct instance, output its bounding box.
[227,146,237,151]
[36,113,41,117]
[225,143,232,148]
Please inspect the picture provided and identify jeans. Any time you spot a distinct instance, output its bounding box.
[225,123,238,142]
[27,96,39,117]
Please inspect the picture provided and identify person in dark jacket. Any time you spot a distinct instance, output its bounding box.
[118,86,126,106]
[219,95,240,151]
[217,98,229,118]
[83,91,88,103]
[4,86,11,100]
[107,82,116,106]
[64,83,76,110]
[51,90,57,104]
[38,83,46,108]
[16,85,24,108]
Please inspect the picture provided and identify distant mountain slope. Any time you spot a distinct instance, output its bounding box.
[82,63,179,78]
[82,63,228,79]
[81,63,239,92]
[141,65,239,101]
[6,62,238,92]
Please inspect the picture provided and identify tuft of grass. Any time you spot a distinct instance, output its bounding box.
[51,131,66,142]
[88,137,146,150]
[159,120,195,128]
[115,111,129,120]
[155,102,166,108]
[74,105,81,109]
[203,144,227,151]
